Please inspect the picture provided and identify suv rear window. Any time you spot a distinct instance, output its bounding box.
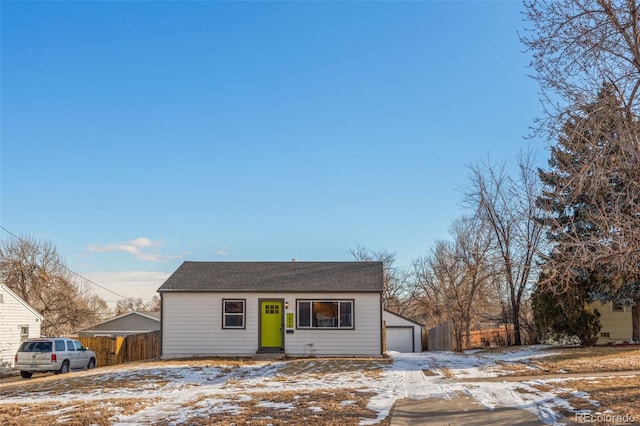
[19,341,52,352]
[55,340,65,351]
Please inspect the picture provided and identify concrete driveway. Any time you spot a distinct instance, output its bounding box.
[388,369,640,425]
[390,394,568,426]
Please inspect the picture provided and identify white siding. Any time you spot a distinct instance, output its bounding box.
[162,293,258,357]
[285,293,382,357]
[0,285,43,368]
[162,292,382,358]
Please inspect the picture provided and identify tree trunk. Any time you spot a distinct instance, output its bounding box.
[453,320,463,352]
[633,300,640,342]
[512,301,522,346]
[464,321,471,349]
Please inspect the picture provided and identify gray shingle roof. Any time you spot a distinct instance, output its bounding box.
[157,261,383,293]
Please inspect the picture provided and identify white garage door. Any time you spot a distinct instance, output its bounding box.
[386,327,414,353]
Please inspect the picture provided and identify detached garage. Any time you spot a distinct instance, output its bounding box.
[383,309,424,353]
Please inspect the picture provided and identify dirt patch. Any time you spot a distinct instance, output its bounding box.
[440,368,454,378]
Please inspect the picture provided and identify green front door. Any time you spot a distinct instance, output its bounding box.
[260,300,283,350]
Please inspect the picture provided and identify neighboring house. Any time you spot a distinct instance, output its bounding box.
[591,301,633,345]
[383,309,423,353]
[158,261,384,358]
[77,311,161,338]
[0,283,44,369]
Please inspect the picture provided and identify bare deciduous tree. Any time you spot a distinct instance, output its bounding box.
[114,295,161,316]
[0,235,110,336]
[521,0,640,134]
[524,0,640,340]
[466,153,545,345]
[410,255,448,329]
[349,246,410,314]
[410,216,496,350]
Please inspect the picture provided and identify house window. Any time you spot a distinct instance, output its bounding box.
[296,300,354,329]
[0,294,4,303]
[612,302,628,312]
[19,326,29,343]
[223,299,245,329]
[601,332,610,338]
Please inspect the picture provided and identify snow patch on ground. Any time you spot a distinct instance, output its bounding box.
[0,346,616,425]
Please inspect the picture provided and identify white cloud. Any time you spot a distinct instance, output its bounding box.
[88,237,180,262]
[214,246,229,256]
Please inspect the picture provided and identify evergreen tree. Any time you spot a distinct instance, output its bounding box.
[537,85,640,341]
[532,273,601,346]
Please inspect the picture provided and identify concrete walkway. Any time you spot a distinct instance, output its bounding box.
[389,369,640,425]
[390,394,553,426]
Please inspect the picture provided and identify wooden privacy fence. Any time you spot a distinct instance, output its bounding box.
[79,331,160,367]
[427,322,516,352]
[468,327,514,348]
[427,320,454,351]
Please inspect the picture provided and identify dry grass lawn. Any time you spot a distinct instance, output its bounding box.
[175,389,386,426]
[499,346,640,424]
[0,358,391,425]
[0,398,154,426]
[2,349,639,425]
[554,377,640,424]
[0,390,386,426]
[534,346,640,374]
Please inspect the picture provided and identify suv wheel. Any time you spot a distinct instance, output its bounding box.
[87,357,96,369]
[57,360,70,374]
[20,371,33,379]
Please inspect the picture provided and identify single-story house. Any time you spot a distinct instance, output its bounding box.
[77,311,161,338]
[383,309,424,353]
[0,283,44,369]
[157,261,384,358]
[591,301,634,345]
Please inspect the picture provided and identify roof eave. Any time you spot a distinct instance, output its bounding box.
[158,288,383,293]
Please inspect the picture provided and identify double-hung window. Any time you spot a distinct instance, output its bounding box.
[297,300,353,329]
[19,326,29,343]
[223,299,245,328]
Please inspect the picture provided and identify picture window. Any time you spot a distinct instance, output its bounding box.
[296,300,354,329]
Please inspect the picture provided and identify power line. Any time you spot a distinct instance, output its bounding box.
[0,225,137,302]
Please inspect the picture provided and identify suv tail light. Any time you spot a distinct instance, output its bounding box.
[51,354,57,362]
[14,354,17,363]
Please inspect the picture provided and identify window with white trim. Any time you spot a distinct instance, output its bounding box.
[612,302,630,312]
[223,299,245,328]
[20,326,29,342]
[297,300,353,329]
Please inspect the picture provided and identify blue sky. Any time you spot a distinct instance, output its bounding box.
[1,1,543,304]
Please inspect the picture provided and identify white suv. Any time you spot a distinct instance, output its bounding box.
[14,338,97,379]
